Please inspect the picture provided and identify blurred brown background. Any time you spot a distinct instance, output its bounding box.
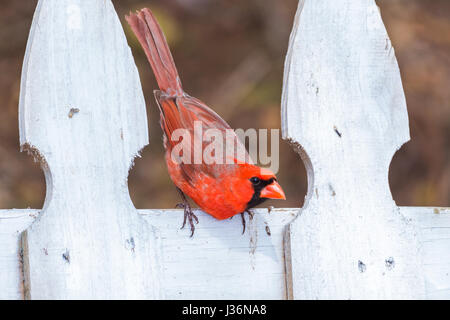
[0,0,448,209]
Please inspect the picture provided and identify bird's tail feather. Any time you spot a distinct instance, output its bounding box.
[126,8,183,96]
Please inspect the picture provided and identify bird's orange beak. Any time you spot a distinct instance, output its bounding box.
[260,181,286,200]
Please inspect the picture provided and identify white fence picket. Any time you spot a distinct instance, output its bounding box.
[281,0,439,299]
[0,0,448,300]
[18,0,160,299]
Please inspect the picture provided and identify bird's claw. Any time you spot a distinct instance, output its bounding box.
[175,187,199,237]
[241,212,246,235]
[240,210,254,235]
[179,200,198,237]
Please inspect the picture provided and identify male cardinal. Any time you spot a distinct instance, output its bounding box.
[126,8,285,236]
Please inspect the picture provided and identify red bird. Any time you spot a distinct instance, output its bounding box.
[126,8,285,236]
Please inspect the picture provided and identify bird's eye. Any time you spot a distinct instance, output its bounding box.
[250,177,261,185]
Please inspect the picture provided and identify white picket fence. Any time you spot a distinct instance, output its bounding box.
[0,0,449,300]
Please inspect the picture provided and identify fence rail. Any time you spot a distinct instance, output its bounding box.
[0,0,449,299]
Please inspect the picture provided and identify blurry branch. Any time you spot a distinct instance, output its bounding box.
[207,50,272,119]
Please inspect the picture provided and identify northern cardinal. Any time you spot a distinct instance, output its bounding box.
[126,8,285,236]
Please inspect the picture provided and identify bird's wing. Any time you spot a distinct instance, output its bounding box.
[155,92,253,185]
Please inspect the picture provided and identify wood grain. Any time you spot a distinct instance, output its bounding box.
[18,0,160,299]
[282,0,427,299]
[1,208,449,299]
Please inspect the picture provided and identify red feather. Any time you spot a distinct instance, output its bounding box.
[126,8,285,221]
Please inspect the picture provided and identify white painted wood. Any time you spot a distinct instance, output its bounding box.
[0,210,37,300]
[140,208,296,299]
[281,0,430,299]
[401,207,450,299]
[1,208,449,299]
[0,208,296,299]
[18,0,161,299]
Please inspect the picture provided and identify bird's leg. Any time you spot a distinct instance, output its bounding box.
[240,212,246,235]
[246,209,254,220]
[176,187,198,237]
[240,209,255,235]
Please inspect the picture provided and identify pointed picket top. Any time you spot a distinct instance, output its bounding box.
[19,0,149,168]
[282,0,425,298]
[19,0,161,299]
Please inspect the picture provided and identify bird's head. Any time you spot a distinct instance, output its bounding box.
[236,164,286,210]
